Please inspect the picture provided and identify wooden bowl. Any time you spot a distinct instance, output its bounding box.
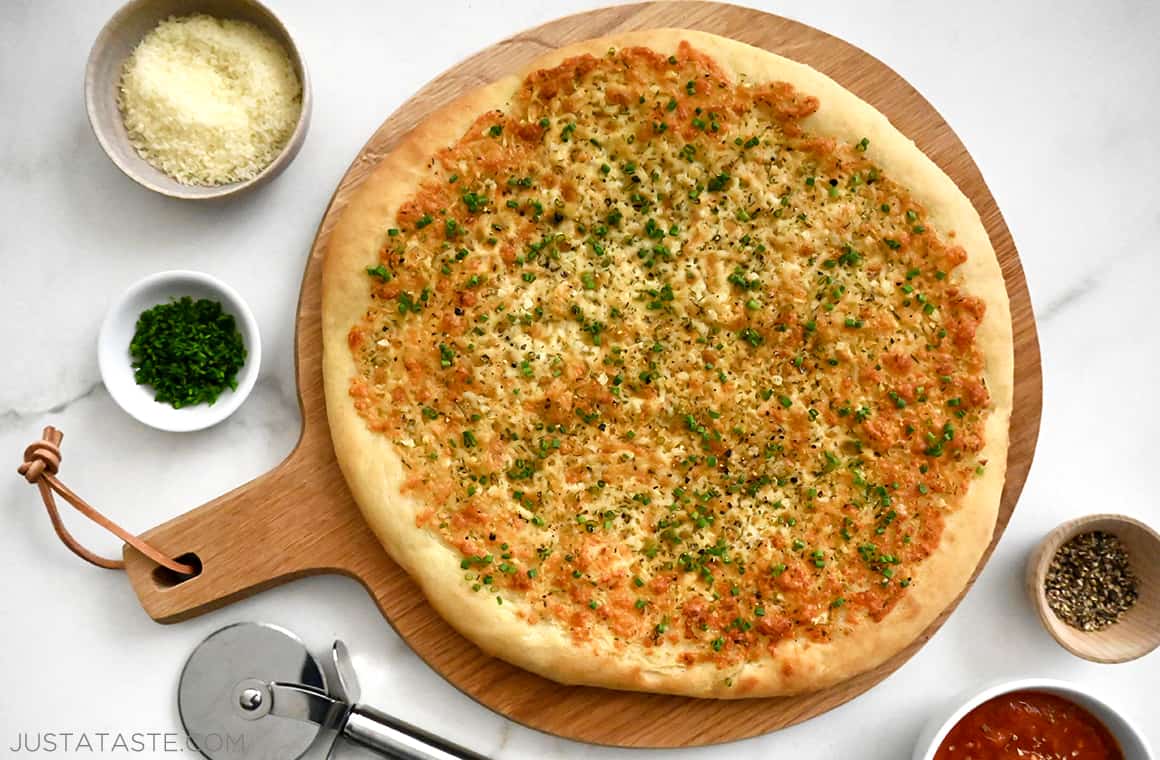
[1026,514,1160,663]
[84,0,312,200]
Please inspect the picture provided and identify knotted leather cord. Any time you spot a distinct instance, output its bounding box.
[18,426,196,575]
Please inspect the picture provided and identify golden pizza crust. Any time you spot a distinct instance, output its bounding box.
[322,29,1013,698]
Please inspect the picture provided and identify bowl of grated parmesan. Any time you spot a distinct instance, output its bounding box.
[85,0,311,199]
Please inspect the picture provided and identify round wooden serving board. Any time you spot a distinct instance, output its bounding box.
[123,2,1042,747]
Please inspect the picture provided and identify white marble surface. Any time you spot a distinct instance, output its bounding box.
[2,0,1158,757]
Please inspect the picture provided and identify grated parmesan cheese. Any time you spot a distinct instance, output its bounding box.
[117,14,302,186]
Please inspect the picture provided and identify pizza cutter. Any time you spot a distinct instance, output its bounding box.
[178,622,490,760]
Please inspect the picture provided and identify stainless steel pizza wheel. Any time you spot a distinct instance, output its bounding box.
[178,622,489,760]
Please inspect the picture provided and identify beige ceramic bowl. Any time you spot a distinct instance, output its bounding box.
[1026,513,1160,663]
[84,0,311,200]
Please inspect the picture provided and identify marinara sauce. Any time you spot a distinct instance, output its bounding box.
[934,690,1124,760]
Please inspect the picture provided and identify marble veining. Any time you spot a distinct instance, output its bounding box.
[1,1,1157,757]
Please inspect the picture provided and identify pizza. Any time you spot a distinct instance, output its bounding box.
[322,29,1013,698]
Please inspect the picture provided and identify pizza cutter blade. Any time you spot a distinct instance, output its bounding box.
[178,623,490,760]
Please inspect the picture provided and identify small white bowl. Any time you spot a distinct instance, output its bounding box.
[98,270,261,431]
[914,678,1153,759]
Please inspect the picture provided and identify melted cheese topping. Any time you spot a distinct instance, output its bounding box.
[347,42,991,668]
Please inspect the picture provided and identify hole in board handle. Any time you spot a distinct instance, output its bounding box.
[152,553,202,589]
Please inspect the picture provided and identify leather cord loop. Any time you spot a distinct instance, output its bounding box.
[18,426,197,575]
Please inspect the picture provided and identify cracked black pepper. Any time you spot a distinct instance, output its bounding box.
[1045,530,1139,632]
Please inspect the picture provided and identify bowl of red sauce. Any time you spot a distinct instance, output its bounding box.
[914,678,1153,760]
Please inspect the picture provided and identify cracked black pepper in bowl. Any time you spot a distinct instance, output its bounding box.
[1044,531,1139,632]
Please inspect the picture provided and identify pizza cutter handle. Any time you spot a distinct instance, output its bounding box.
[341,704,491,760]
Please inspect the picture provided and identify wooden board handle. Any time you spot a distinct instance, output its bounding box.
[123,439,383,623]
